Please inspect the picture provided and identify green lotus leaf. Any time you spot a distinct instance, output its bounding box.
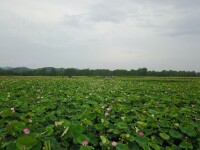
[116,143,129,150]
[80,146,92,150]
[116,122,128,129]
[136,135,149,145]
[180,126,197,137]
[95,124,104,130]
[136,121,147,128]
[179,141,193,149]
[159,120,169,128]
[88,133,98,146]
[76,134,90,144]
[1,110,12,118]
[16,135,37,150]
[148,142,160,150]
[13,121,26,132]
[169,130,183,139]
[159,133,170,140]
[70,124,85,137]
[100,136,110,145]
[45,126,54,136]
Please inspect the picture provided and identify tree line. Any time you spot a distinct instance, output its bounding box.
[0,67,199,77]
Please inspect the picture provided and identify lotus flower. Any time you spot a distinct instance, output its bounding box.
[23,128,30,134]
[107,106,112,111]
[105,112,109,116]
[82,140,88,146]
[140,132,144,136]
[112,141,117,147]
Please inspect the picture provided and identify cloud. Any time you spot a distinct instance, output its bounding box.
[131,0,200,37]
[87,3,126,23]
[0,0,200,71]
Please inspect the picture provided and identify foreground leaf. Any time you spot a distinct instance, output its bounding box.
[16,135,37,150]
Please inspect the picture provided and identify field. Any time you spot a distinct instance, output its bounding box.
[0,76,200,150]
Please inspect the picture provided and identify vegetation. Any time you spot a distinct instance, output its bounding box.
[0,76,200,149]
[0,67,199,77]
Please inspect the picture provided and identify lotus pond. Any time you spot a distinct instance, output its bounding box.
[0,76,200,150]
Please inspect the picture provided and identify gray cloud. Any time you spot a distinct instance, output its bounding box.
[88,3,126,23]
[0,0,199,71]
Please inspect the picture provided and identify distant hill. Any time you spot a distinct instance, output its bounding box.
[0,67,32,72]
[11,67,33,72]
[1,67,13,70]
[0,67,65,72]
[37,67,65,71]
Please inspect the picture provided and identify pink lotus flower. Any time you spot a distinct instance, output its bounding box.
[140,132,144,136]
[23,128,30,134]
[82,140,88,146]
[112,141,117,147]
[105,112,109,116]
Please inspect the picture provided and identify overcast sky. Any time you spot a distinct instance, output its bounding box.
[0,0,200,71]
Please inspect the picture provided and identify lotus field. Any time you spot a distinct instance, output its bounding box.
[0,76,200,150]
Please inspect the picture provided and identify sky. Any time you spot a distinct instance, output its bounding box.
[0,0,200,71]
